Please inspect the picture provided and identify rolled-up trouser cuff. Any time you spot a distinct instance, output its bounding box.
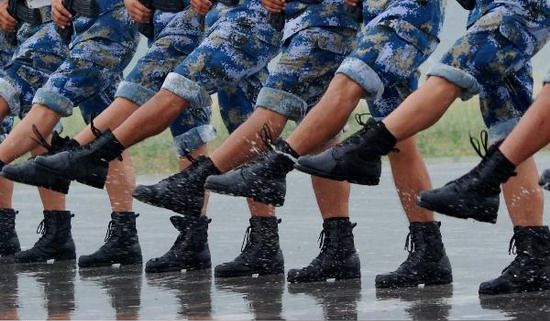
[336,57,384,99]
[427,63,480,101]
[488,118,520,145]
[172,124,217,156]
[0,78,21,116]
[256,87,308,121]
[115,81,157,106]
[544,72,550,85]
[32,88,74,117]
[161,72,212,109]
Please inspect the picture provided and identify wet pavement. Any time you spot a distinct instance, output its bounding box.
[3,155,550,320]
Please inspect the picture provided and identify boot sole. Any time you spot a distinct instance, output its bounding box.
[375,274,453,289]
[205,181,284,207]
[417,197,497,224]
[294,163,379,186]
[288,270,361,283]
[215,268,285,278]
[78,258,143,268]
[479,282,550,295]
[1,168,70,194]
[145,261,212,274]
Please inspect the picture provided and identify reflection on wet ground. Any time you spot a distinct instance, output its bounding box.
[4,156,550,319]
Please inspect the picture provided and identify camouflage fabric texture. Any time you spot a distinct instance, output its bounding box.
[116,8,215,156]
[337,0,447,119]
[162,0,281,135]
[0,20,66,143]
[258,27,357,121]
[33,2,139,118]
[428,0,550,143]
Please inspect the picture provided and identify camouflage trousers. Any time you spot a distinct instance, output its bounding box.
[0,22,66,142]
[116,9,216,156]
[428,0,550,143]
[257,27,356,121]
[0,5,138,144]
[337,0,447,119]
[32,5,139,118]
[0,32,15,67]
[161,13,280,134]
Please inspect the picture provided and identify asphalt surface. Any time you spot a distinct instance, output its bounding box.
[3,155,550,320]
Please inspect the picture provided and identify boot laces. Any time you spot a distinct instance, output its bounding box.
[33,218,53,248]
[452,130,516,188]
[404,232,416,253]
[240,226,252,253]
[36,219,46,235]
[502,234,522,274]
[338,113,371,148]
[469,130,489,159]
[104,220,114,242]
[318,229,326,250]
[76,114,123,161]
[336,113,399,153]
[31,125,54,152]
[396,231,423,271]
[259,123,275,152]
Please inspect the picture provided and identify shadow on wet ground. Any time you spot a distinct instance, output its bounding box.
[4,156,550,319]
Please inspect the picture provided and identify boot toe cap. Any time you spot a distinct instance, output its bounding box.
[133,185,158,203]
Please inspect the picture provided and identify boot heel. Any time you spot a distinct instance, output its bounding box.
[187,259,212,271]
[77,171,107,189]
[119,256,143,266]
[54,253,76,262]
[350,177,379,186]
[335,268,361,280]
[253,188,285,207]
[424,271,453,286]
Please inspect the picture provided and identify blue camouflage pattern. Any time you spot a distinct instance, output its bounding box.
[337,0,447,118]
[282,0,360,41]
[162,0,281,133]
[117,8,216,155]
[258,27,356,121]
[0,19,66,143]
[34,2,139,117]
[0,32,15,67]
[428,0,550,143]
[0,21,67,118]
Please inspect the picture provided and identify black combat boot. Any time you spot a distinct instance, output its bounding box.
[418,133,516,224]
[539,169,550,190]
[0,209,20,257]
[205,139,297,207]
[133,156,220,215]
[2,129,80,194]
[287,217,360,283]
[479,226,550,295]
[15,210,76,263]
[78,212,142,268]
[146,215,211,273]
[375,222,452,288]
[20,130,124,190]
[215,216,284,277]
[295,116,396,185]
